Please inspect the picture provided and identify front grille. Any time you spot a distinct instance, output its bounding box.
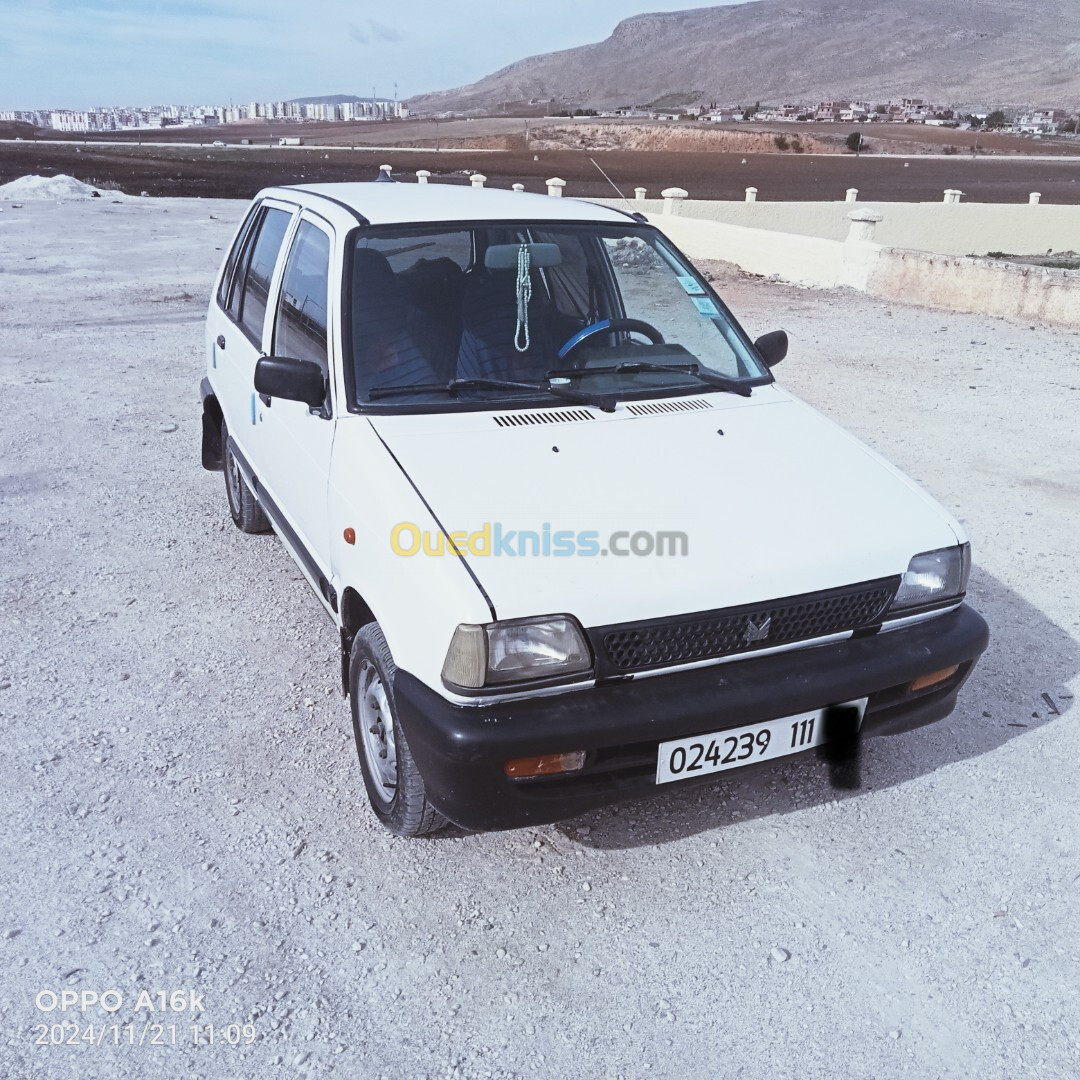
[592,577,899,675]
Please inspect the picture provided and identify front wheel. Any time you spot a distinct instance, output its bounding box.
[349,623,447,837]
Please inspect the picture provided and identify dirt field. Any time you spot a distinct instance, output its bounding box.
[30,116,1080,157]
[3,139,1080,203]
[0,195,1077,1079]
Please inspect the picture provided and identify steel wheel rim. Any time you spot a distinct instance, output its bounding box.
[226,448,243,511]
[357,659,397,802]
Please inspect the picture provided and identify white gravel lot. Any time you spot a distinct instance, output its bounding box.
[1,197,1078,1080]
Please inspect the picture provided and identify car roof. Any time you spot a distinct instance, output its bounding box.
[266,181,637,227]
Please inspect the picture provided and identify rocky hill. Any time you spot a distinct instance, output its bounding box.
[409,0,1080,113]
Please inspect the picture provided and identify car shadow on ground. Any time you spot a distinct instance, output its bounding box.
[552,566,1076,851]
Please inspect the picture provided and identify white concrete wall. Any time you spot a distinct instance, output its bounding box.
[592,197,1080,257]
[648,214,882,291]
[611,203,1080,329]
[867,250,1080,327]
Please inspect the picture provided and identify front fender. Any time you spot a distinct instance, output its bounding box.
[327,417,494,692]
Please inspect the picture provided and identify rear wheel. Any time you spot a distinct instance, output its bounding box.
[222,419,270,533]
[350,622,447,837]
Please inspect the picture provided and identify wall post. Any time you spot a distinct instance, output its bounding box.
[662,187,688,215]
[846,208,884,244]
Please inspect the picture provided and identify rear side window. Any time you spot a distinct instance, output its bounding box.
[273,220,331,374]
[234,206,292,344]
[216,204,259,309]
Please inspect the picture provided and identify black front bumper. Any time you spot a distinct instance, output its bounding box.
[394,604,989,831]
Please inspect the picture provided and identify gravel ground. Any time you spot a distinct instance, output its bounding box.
[1,198,1078,1080]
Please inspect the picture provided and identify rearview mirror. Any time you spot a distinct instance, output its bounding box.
[753,330,788,369]
[254,355,326,408]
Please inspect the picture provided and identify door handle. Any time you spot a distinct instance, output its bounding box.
[216,335,226,349]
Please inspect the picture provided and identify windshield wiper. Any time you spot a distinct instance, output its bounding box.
[368,377,618,413]
[546,361,753,398]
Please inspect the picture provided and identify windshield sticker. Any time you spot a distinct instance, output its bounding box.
[692,296,719,316]
[677,275,706,295]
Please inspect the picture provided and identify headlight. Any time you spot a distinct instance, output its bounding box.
[442,616,593,690]
[890,544,970,613]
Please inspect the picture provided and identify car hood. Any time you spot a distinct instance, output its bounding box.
[368,386,962,627]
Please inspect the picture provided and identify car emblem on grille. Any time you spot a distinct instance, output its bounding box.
[743,615,772,644]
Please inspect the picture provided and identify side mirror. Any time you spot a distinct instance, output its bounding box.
[254,355,325,408]
[753,330,788,369]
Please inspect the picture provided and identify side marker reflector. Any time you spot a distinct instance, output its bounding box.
[909,665,960,693]
[504,752,587,778]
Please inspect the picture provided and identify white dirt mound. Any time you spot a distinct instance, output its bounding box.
[0,174,107,201]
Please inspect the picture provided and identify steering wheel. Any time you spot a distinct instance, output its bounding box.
[558,318,665,362]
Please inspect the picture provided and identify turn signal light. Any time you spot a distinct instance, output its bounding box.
[504,752,587,778]
[909,665,960,693]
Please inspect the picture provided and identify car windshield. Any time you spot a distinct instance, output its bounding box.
[344,221,769,411]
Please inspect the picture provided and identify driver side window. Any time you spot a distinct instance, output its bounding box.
[273,220,331,376]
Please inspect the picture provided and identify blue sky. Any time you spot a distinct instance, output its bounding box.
[0,1,736,109]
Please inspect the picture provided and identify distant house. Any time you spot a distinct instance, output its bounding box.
[815,101,849,121]
[1016,109,1067,134]
[700,111,728,123]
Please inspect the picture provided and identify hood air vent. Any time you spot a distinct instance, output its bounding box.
[626,399,713,417]
[493,408,595,428]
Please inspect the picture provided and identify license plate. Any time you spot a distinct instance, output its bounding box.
[655,700,867,785]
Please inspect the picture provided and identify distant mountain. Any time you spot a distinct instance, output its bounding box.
[287,94,395,105]
[408,0,1080,113]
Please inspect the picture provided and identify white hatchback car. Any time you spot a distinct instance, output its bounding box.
[200,181,988,835]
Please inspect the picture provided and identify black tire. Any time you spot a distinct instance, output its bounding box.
[349,623,447,837]
[222,419,270,534]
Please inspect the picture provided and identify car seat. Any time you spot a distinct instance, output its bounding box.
[456,257,555,384]
[352,248,439,394]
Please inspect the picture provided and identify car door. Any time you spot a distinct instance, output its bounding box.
[211,199,295,477]
[255,212,337,592]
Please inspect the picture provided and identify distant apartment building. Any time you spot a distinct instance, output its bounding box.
[49,111,94,132]
[7,96,405,133]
